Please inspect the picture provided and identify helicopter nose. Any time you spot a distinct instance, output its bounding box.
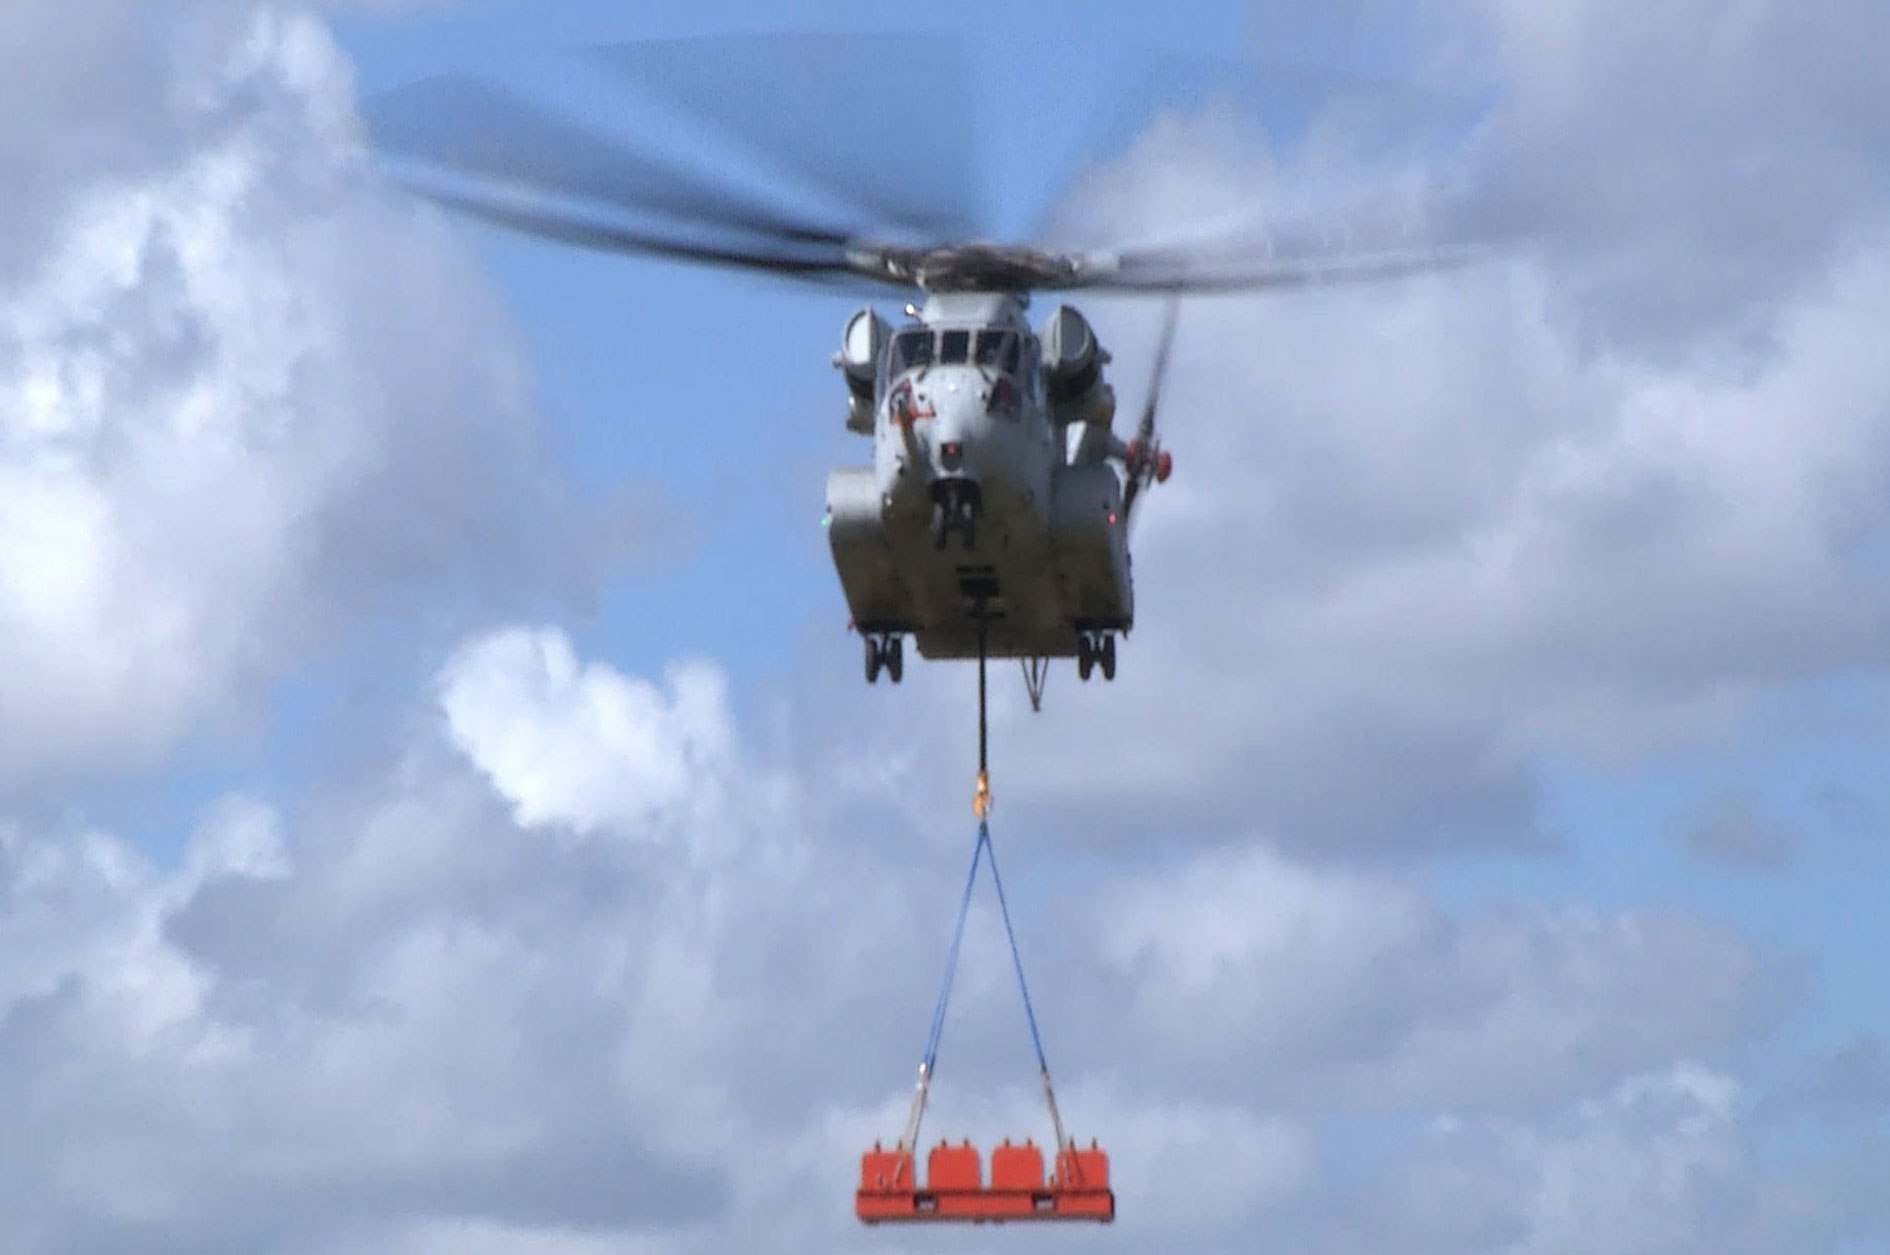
[927,382,983,477]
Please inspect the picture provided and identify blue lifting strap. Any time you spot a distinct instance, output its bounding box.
[903,819,1068,1156]
[920,822,986,1078]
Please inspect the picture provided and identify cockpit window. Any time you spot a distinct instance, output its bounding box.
[976,330,1019,374]
[889,329,933,376]
[939,329,971,364]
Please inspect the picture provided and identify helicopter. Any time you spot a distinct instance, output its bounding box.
[825,280,1175,695]
[364,34,1475,708]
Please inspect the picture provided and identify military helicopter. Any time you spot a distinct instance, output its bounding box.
[366,34,1474,708]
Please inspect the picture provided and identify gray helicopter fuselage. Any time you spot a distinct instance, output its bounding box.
[826,290,1133,663]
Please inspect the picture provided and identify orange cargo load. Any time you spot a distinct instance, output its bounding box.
[859,1145,913,1193]
[856,1138,1115,1224]
[928,1140,983,1191]
[989,1138,1044,1190]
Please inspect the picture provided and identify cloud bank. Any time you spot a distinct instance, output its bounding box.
[0,629,1845,1253]
[0,4,563,790]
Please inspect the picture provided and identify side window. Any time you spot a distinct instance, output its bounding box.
[974,330,1009,370]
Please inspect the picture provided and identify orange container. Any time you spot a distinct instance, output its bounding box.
[1054,1142,1110,1191]
[927,1139,983,1192]
[859,1143,913,1192]
[989,1138,1044,1190]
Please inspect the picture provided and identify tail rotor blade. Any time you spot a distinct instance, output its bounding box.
[1121,295,1180,531]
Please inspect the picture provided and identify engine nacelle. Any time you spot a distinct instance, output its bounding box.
[834,306,890,434]
[1039,304,1116,430]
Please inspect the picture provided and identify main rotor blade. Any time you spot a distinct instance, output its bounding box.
[1060,241,1486,294]
[586,32,983,242]
[404,181,904,292]
[1032,45,1491,249]
[364,75,864,252]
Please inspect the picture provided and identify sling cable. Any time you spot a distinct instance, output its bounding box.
[855,612,1114,1225]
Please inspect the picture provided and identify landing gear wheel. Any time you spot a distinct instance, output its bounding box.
[865,634,903,684]
[1076,635,1094,681]
[1100,633,1117,681]
[959,498,977,551]
[931,503,948,550]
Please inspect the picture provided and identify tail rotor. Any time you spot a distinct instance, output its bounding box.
[1120,295,1180,532]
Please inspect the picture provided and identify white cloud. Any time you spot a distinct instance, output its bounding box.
[1315,1063,1846,1255]
[968,62,1890,854]
[0,629,1860,1253]
[1049,844,1779,1115]
[439,628,735,839]
[0,4,569,791]
[1459,0,1890,360]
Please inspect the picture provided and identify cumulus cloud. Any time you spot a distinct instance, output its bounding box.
[1050,844,1784,1115]
[922,0,1890,858]
[438,628,736,838]
[1459,0,1890,362]
[1304,1064,1846,1255]
[0,3,573,791]
[0,628,1870,1253]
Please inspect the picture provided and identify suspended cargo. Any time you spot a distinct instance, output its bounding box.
[854,623,1113,1224]
[856,1137,1114,1224]
[852,819,1114,1224]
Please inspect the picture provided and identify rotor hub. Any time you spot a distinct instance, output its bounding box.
[864,243,1085,294]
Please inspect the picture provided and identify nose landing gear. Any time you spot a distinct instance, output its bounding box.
[1075,632,1116,682]
[865,632,905,684]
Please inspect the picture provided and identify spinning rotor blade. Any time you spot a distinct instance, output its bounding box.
[412,186,904,290]
[365,35,1501,299]
[1032,44,1491,250]
[1028,41,1496,297]
[1120,296,1180,529]
[1062,239,1483,294]
[586,32,983,242]
[365,76,863,250]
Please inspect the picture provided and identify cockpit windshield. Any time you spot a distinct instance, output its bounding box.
[976,330,1020,375]
[888,329,933,376]
[886,327,1022,384]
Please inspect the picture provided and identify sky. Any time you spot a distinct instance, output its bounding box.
[3,0,1890,1252]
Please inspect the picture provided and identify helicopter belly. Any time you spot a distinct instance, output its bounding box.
[826,465,1129,662]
